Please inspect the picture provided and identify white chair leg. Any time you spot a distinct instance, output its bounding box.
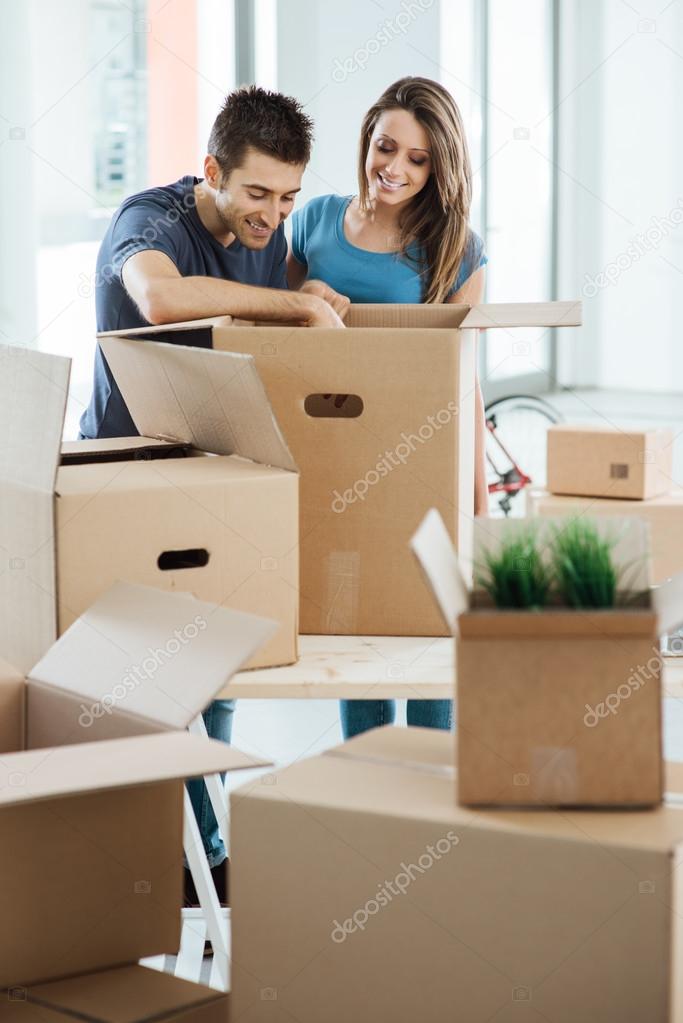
[183,789,228,990]
[188,715,230,851]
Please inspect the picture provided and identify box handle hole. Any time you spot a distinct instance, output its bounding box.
[158,548,210,571]
[304,394,363,418]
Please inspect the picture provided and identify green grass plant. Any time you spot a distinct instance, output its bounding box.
[550,518,618,608]
[477,526,551,610]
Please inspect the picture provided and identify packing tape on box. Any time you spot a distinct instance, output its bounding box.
[325,749,455,780]
[530,747,579,804]
[324,551,360,633]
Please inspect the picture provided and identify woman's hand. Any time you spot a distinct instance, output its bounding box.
[300,279,351,321]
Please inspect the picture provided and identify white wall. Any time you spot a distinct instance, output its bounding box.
[0,1,38,345]
[29,0,98,242]
[557,0,683,392]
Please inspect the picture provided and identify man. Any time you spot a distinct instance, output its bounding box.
[80,86,346,908]
[81,85,345,440]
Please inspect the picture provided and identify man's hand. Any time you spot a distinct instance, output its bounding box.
[300,279,350,321]
[303,294,346,329]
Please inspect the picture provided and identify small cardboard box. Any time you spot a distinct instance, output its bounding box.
[410,510,683,807]
[1,965,227,1023]
[547,423,673,499]
[0,341,298,674]
[230,725,683,1023]
[528,486,683,585]
[98,301,581,636]
[0,579,275,987]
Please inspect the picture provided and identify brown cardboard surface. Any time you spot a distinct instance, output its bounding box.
[98,337,296,472]
[55,456,298,669]
[411,510,668,807]
[23,965,227,1023]
[0,732,265,807]
[96,303,580,636]
[211,319,476,635]
[0,342,297,673]
[29,581,277,732]
[0,658,25,753]
[528,487,683,585]
[547,424,674,499]
[230,726,683,1023]
[0,582,273,988]
[457,629,663,805]
[0,781,181,988]
[0,345,71,674]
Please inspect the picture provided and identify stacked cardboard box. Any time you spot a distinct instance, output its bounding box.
[230,726,683,1023]
[546,424,674,500]
[0,578,275,1016]
[411,509,681,806]
[0,342,299,674]
[528,487,683,585]
[531,424,683,586]
[98,300,581,637]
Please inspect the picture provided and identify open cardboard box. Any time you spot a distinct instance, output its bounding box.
[528,486,683,586]
[410,509,683,807]
[0,340,298,675]
[230,724,683,1023]
[0,578,275,988]
[1,965,227,1023]
[97,301,581,636]
[546,423,674,500]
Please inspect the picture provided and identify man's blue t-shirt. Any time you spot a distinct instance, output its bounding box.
[291,194,487,303]
[79,176,288,439]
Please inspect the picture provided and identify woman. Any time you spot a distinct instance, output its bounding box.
[287,76,487,740]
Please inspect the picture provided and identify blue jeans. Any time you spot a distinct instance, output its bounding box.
[340,699,453,739]
[186,699,235,868]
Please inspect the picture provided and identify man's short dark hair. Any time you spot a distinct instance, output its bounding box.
[208,86,314,177]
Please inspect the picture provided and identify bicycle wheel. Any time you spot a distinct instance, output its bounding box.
[485,394,563,515]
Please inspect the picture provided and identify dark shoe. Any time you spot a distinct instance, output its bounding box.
[183,858,229,908]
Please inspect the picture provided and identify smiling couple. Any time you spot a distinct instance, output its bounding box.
[80,78,487,907]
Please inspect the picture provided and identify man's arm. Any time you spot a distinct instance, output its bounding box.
[121,249,344,327]
[286,249,350,320]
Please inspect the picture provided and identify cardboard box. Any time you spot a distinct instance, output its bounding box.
[1,965,227,1023]
[410,510,683,807]
[547,423,674,499]
[528,486,683,585]
[98,301,581,635]
[0,341,298,674]
[0,579,275,987]
[230,725,683,1023]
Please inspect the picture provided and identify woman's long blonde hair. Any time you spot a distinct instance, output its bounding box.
[358,77,473,304]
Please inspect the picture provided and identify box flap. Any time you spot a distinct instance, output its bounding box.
[461,300,582,329]
[653,573,683,635]
[0,345,72,675]
[344,304,471,328]
[0,344,70,492]
[0,731,269,807]
[28,581,278,730]
[28,964,225,1023]
[99,336,297,471]
[409,508,468,633]
[97,316,234,337]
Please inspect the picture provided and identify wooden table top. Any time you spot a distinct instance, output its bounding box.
[219,635,683,700]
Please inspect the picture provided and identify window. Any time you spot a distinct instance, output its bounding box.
[442,1,558,399]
